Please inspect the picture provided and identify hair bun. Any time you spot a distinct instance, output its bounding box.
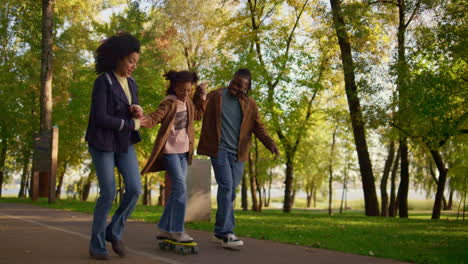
[163,70,177,80]
[192,72,199,83]
[164,70,199,82]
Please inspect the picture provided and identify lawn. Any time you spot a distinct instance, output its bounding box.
[1,197,467,264]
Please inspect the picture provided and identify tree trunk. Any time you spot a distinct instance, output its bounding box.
[328,127,338,215]
[340,163,349,214]
[19,150,32,198]
[463,187,466,220]
[254,138,262,211]
[55,161,68,199]
[398,138,409,218]
[313,186,317,208]
[157,183,165,206]
[329,0,380,216]
[306,181,313,208]
[148,184,152,205]
[395,0,412,219]
[248,151,259,211]
[143,174,150,206]
[25,169,31,198]
[0,132,7,198]
[389,149,400,217]
[81,171,93,202]
[40,0,54,132]
[241,171,248,211]
[290,189,296,209]
[265,170,273,207]
[429,163,448,209]
[446,189,454,210]
[283,155,294,212]
[430,150,448,219]
[380,142,395,216]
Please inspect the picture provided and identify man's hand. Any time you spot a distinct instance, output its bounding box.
[130,105,144,118]
[196,82,208,96]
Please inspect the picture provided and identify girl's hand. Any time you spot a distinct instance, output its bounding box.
[130,105,144,118]
[140,115,151,128]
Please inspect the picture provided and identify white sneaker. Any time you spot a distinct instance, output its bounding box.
[221,233,244,248]
[156,227,171,239]
[170,232,194,243]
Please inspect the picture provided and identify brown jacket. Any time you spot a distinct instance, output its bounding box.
[197,88,276,162]
[141,92,205,174]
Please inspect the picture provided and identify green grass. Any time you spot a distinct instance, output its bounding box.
[1,197,467,264]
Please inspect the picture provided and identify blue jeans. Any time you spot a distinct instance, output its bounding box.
[158,153,188,233]
[88,144,142,254]
[211,148,245,236]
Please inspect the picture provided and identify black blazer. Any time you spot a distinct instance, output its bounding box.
[85,72,141,152]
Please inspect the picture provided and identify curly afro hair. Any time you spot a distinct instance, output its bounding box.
[164,70,199,95]
[95,32,140,74]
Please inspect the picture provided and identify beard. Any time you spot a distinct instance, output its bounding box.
[228,87,245,98]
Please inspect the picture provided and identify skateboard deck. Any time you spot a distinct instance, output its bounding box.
[157,238,199,255]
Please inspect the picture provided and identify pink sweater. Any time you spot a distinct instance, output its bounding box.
[163,95,190,154]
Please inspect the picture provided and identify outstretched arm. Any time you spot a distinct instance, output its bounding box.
[193,82,208,121]
[252,103,279,158]
[141,100,172,128]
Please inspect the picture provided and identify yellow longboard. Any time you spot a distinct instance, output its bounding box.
[157,238,199,255]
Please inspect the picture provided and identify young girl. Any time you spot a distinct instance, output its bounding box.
[85,32,143,260]
[140,70,206,243]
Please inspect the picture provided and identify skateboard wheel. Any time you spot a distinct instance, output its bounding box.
[176,245,187,255]
[191,246,199,254]
[158,241,167,250]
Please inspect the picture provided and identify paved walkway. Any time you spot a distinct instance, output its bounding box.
[0,203,407,264]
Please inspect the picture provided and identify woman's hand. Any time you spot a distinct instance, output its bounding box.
[140,115,152,128]
[130,105,144,118]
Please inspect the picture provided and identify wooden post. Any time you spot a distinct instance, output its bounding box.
[31,127,58,203]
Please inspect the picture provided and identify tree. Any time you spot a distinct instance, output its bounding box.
[247,150,260,211]
[328,126,338,215]
[0,0,43,197]
[329,0,380,216]
[396,0,467,219]
[380,141,395,216]
[163,0,230,72]
[388,146,400,217]
[243,0,345,212]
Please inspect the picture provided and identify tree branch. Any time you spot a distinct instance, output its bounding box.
[405,0,421,28]
[368,0,398,5]
[271,0,310,89]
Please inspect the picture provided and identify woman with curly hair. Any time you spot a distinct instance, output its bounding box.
[85,32,143,260]
[140,70,207,244]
